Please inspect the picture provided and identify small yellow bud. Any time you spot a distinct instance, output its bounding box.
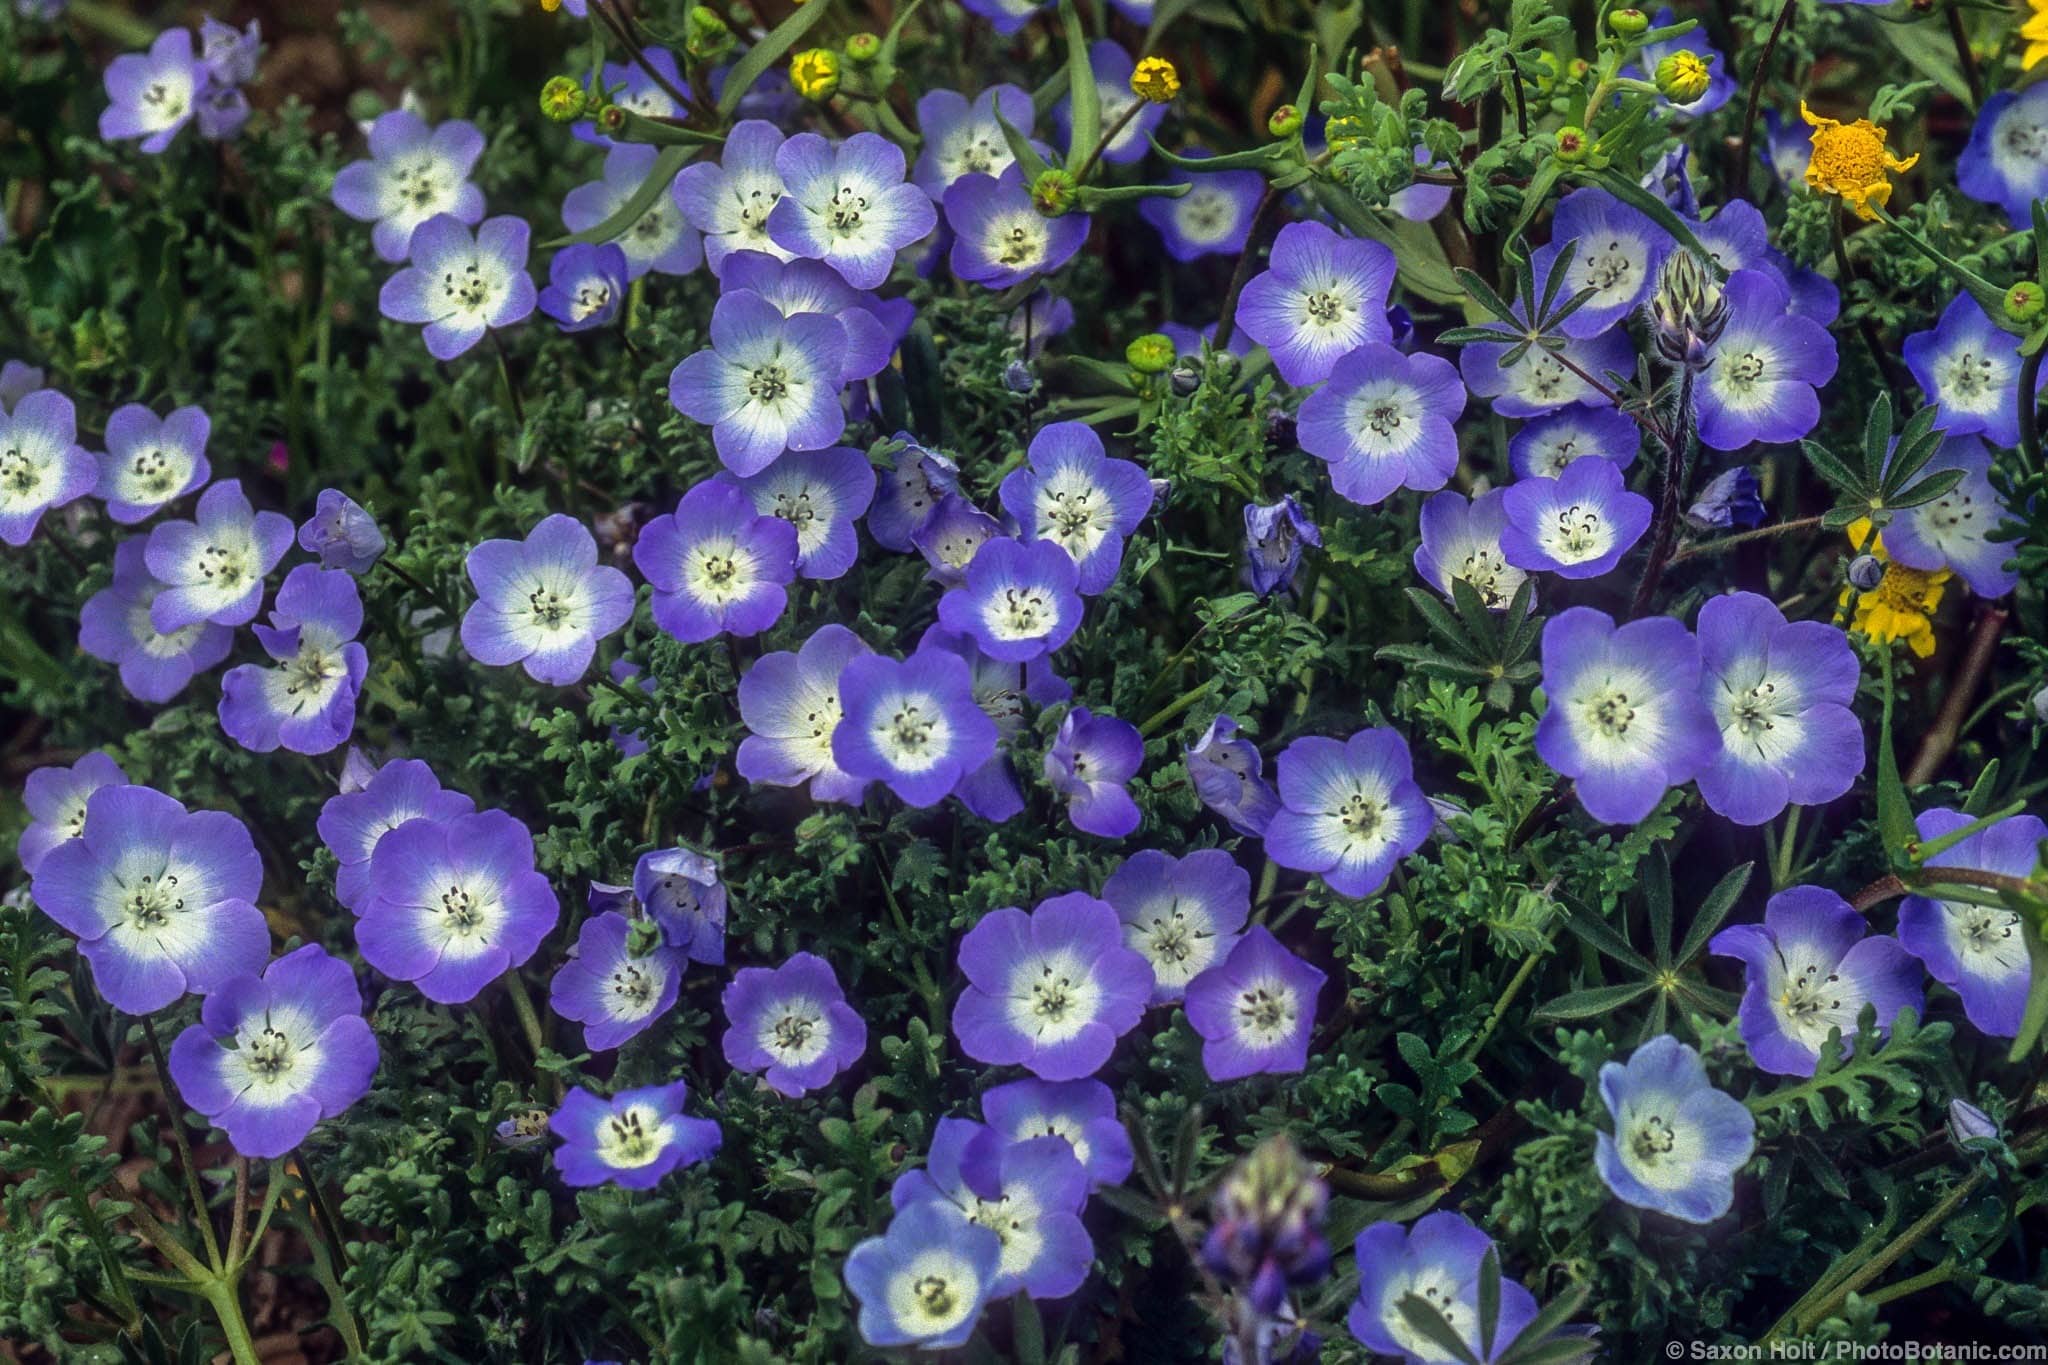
[1130,56,1181,104]
[1125,333,1176,375]
[539,76,587,123]
[1654,50,1713,105]
[790,47,841,101]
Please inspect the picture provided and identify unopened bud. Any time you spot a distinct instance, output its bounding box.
[1654,50,1713,104]
[1031,168,1079,216]
[2006,282,2044,324]
[790,47,840,101]
[844,32,881,64]
[1848,554,1885,592]
[1268,104,1303,138]
[1555,125,1590,163]
[1651,250,1728,370]
[1609,7,1649,37]
[539,76,588,122]
[1126,333,1176,375]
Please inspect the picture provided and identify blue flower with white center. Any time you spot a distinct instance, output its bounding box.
[377,214,538,361]
[1531,188,1673,337]
[98,29,204,154]
[716,446,875,581]
[1881,436,2020,597]
[166,943,378,1160]
[720,951,868,1096]
[1594,1034,1755,1224]
[667,291,848,476]
[943,166,1092,290]
[356,810,560,1004]
[562,144,703,280]
[952,892,1155,1079]
[891,1118,1094,1300]
[937,537,1082,665]
[767,131,937,291]
[1508,404,1638,480]
[1349,1213,1539,1365]
[142,478,294,631]
[844,1199,1002,1351]
[1186,715,1281,838]
[547,911,685,1052]
[1184,925,1326,1081]
[95,403,210,524]
[1263,729,1431,899]
[635,480,799,643]
[1903,295,2043,447]
[1053,41,1165,165]
[218,565,369,756]
[959,0,1048,35]
[833,649,1000,808]
[459,514,634,686]
[1689,200,1837,323]
[1710,885,1926,1077]
[916,624,1069,823]
[997,421,1155,595]
[1899,808,2046,1039]
[675,119,794,276]
[550,1081,721,1189]
[1695,268,1838,451]
[0,387,95,547]
[330,110,485,262]
[979,1077,1134,1187]
[1499,456,1652,580]
[1044,707,1145,838]
[718,251,899,382]
[1959,81,2048,227]
[1139,153,1266,262]
[913,494,1005,587]
[29,784,269,1015]
[634,847,727,965]
[1236,221,1397,387]
[1105,850,1249,1004]
[17,751,127,878]
[1535,608,1720,825]
[78,540,235,703]
[1694,592,1863,826]
[1298,342,1465,506]
[914,84,1038,199]
[736,623,873,804]
[869,435,961,552]
[1459,308,1635,418]
[316,757,474,913]
[537,243,628,333]
[1242,496,1320,597]
[1414,489,1529,611]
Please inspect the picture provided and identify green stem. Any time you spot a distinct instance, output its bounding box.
[503,970,548,1062]
[1830,209,1907,397]
[294,1149,365,1353]
[1776,1169,1987,1337]
[1668,515,1824,565]
[197,1276,264,1365]
[1773,805,1802,890]
[1868,203,2002,300]
[1945,2,1983,108]
[1733,0,1797,194]
[1857,1260,1956,1312]
[60,0,158,46]
[490,329,527,438]
[2018,344,2044,477]
[142,1017,222,1271]
[1138,679,1218,738]
[1075,99,1145,184]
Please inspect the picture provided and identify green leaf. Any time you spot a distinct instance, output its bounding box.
[1478,1246,1502,1359]
[1397,1294,1484,1365]
[1404,586,1483,659]
[610,107,726,148]
[1074,181,1193,210]
[1011,1292,1046,1365]
[1580,166,1723,278]
[544,144,693,247]
[1147,140,1290,173]
[717,0,836,120]
[1860,391,1895,487]
[2007,918,2048,1063]
[1644,847,1674,966]
[1875,650,1916,866]
[1887,468,1967,510]
[1557,901,1654,974]
[1532,981,1655,1022]
[1453,266,1521,325]
[1873,10,1974,109]
[992,108,1053,181]
[1676,862,1753,966]
[1800,439,1865,495]
[1060,0,1099,169]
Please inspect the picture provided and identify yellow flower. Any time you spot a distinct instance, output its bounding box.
[2025,0,2048,70]
[540,0,561,9]
[1839,520,1951,658]
[1653,51,1713,104]
[1800,101,1919,221]
[1130,56,1181,104]
[789,48,841,102]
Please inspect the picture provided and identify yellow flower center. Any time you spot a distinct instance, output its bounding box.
[1130,57,1181,104]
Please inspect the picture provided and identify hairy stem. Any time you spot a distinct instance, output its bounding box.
[1734,0,1797,193]
[1905,603,2008,785]
[142,1016,223,1270]
[1628,368,1696,618]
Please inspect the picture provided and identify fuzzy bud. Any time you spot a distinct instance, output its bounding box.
[539,76,588,122]
[1003,360,1036,394]
[1199,1136,1330,1318]
[1848,554,1885,592]
[1031,168,1079,216]
[1651,250,1728,371]
[2006,281,2045,324]
[1609,7,1649,36]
